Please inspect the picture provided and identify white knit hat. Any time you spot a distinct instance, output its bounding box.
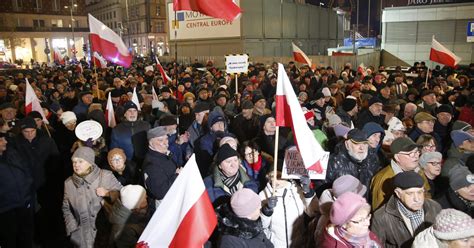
[120,185,146,210]
[433,209,474,241]
[60,111,77,125]
[387,117,406,132]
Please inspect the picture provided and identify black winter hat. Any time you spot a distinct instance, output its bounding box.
[20,116,36,130]
[216,143,239,165]
[194,102,210,113]
[435,104,453,115]
[368,97,383,107]
[393,171,424,190]
[342,98,357,112]
[159,115,177,126]
[123,101,138,112]
[27,111,42,120]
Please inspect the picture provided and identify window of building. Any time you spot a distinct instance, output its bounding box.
[52,19,63,27]
[33,19,45,27]
[157,22,164,33]
[33,0,42,11]
[12,0,23,11]
[156,6,160,16]
[52,0,60,11]
[113,11,116,18]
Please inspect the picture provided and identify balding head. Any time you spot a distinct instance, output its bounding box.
[404,103,417,119]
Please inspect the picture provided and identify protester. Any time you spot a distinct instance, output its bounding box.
[436,165,474,217]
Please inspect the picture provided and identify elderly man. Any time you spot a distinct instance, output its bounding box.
[336,97,358,128]
[442,130,474,177]
[403,102,418,120]
[143,126,181,208]
[418,89,441,113]
[371,171,441,248]
[325,129,380,199]
[230,100,260,144]
[355,96,385,129]
[437,165,474,217]
[371,137,431,210]
[110,101,151,161]
[187,102,210,151]
[433,104,453,152]
[409,112,442,151]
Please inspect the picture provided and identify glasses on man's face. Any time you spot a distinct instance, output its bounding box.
[399,149,420,158]
[350,214,372,224]
[428,161,441,166]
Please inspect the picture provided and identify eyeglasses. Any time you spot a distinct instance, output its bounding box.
[427,161,441,166]
[111,157,123,162]
[399,150,420,158]
[423,144,436,149]
[350,214,372,224]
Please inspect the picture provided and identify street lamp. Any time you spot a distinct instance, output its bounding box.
[64,0,78,61]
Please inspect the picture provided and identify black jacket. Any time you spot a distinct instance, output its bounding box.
[143,150,178,201]
[436,187,474,218]
[355,109,385,129]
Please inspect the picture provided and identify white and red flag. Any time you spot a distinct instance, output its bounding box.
[151,86,161,109]
[88,14,132,68]
[105,92,116,128]
[430,37,461,68]
[25,78,49,124]
[292,42,312,68]
[275,63,327,173]
[136,155,217,248]
[155,57,172,84]
[53,49,65,65]
[92,51,108,69]
[131,87,141,112]
[173,0,241,21]
[357,63,367,77]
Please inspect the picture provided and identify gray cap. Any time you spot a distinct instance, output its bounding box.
[147,126,168,141]
[72,147,96,166]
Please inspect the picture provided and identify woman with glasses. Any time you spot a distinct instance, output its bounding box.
[419,152,447,198]
[107,148,140,186]
[416,134,438,154]
[319,192,382,247]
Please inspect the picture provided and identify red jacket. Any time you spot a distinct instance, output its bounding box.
[458,106,474,127]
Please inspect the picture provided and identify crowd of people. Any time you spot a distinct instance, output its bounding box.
[0,57,474,248]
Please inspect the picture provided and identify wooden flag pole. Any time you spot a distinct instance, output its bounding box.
[43,122,52,138]
[272,126,280,195]
[424,64,430,90]
[235,74,238,95]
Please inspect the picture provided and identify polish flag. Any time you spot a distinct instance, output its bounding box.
[53,49,65,65]
[136,155,217,248]
[151,86,161,109]
[25,78,49,124]
[88,14,132,68]
[155,57,172,84]
[105,92,116,128]
[92,51,108,69]
[131,87,141,111]
[275,63,327,172]
[76,62,83,74]
[357,63,367,77]
[430,37,461,68]
[173,0,241,21]
[292,42,312,68]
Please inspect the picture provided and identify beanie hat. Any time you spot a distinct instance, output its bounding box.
[334,124,351,138]
[332,175,367,198]
[27,111,42,120]
[451,130,474,147]
[393,171,424,190]
[322,87,331,97]
[368,97,383,107]
[449,165,474,191]
[230,188,261,218]
[452,120,472,132]
[387,117,406,132]
[342,98,357,112]
[435,104,453,115]
[252,94,265,104]
[194,102,210,113]
[216,143,239,165]
[362,122,384,137]
[327,114,342,127]
[419,152,442,168]
[60,111,77,125]
[241,100,254,110]
[72,147,96,166]
[123,101,138,112]
[20,116,36,130]
[330,192,370,226]
[120,185,146,210]
[433,209,474,241]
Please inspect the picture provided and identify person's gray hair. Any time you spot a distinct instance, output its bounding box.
[419,151,442,168]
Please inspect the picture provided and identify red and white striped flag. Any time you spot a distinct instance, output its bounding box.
[357,63,367,77]
[173,0,241,21]
[292,42,312,68]
[136,155,216,248]
[25,78,49,124]
[53,49,65,65]
[105,92,116,128]
[430,36,461,68]
[88,14,132,68]
[131,87,141,111]
[275,63,327,172]
[155,57,172,84]
[92,51,108,69]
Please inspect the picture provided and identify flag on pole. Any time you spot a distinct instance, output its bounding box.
[53,49,65,65]
[88,14,132,68]
[151,86,162,109]
[136,155,217,248]
[25,78,49,124]
[155,57,172,84]
[131,87,141,111]
[105,92,116,128]
[430,36,461,68]
[275,63,326,172]
[292,42,312,68]
[92,51,108,69]
[173,0,241,21]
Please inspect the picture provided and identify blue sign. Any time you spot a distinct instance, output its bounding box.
[343,38,377,48]
[468,21,474,43]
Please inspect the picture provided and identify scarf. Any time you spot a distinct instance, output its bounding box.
[249,155,262,172]
[335,226,380,248]
[396,198,424,233]
[219,170,241,194]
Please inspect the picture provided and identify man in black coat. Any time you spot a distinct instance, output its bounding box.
[0,133,35,248]
[356,97,385,129]
[436,165,474,217]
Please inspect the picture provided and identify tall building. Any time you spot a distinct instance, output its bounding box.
[0,0,89,63]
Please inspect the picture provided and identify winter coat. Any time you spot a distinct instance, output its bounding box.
[242,158,270,191]
[143,149,178,202]
[110,120,150,160]
[320,225,382,248]
[62,166,122,248]
[371,195,441,248]
[109,160,140,186]
[259,181,318,248]
[204,166,258,207]
[441,145,469,177]
[436,187,474,218]
[408,127,442,152]
[355,109,384,129]
[335,107,354,127]
[230,113,260,144]
[0,146,33,213]
[216,203,274,248]
[325,142,381,200]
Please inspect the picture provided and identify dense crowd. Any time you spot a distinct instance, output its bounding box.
[0,57,473,248]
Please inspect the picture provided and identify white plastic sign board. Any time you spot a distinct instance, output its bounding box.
[282,146,329,180]
[225,54,249,74]
[75,120,103,142]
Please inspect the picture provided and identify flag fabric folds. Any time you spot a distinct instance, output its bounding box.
[173,0,241,21]
[25,78,49,124]
[131,87,141,112]
[430,37,461,68]
[136,155,216,248]
[151,86,161,109]
[93,51,108,69]
[88,14,132,68]
[53,49,65,65]
[275,63,325,172]
[155,57,172,84]
[105,92,116,128]
[292,42,312,68]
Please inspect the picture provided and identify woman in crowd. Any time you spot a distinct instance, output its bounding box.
[419,151,447,198]
[107,148,140,186]
[417,134,438,154]
[240,140,270,191]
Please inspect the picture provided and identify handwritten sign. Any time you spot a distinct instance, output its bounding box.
[75,120,103,142]
[225,54,249,74]
[282,146,329,180]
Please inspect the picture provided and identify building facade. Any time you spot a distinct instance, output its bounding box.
[0,0,89,63]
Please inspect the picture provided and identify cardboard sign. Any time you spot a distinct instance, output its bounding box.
[225,54,249,74]
[75,120,103,142]
[282,146,329,180]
